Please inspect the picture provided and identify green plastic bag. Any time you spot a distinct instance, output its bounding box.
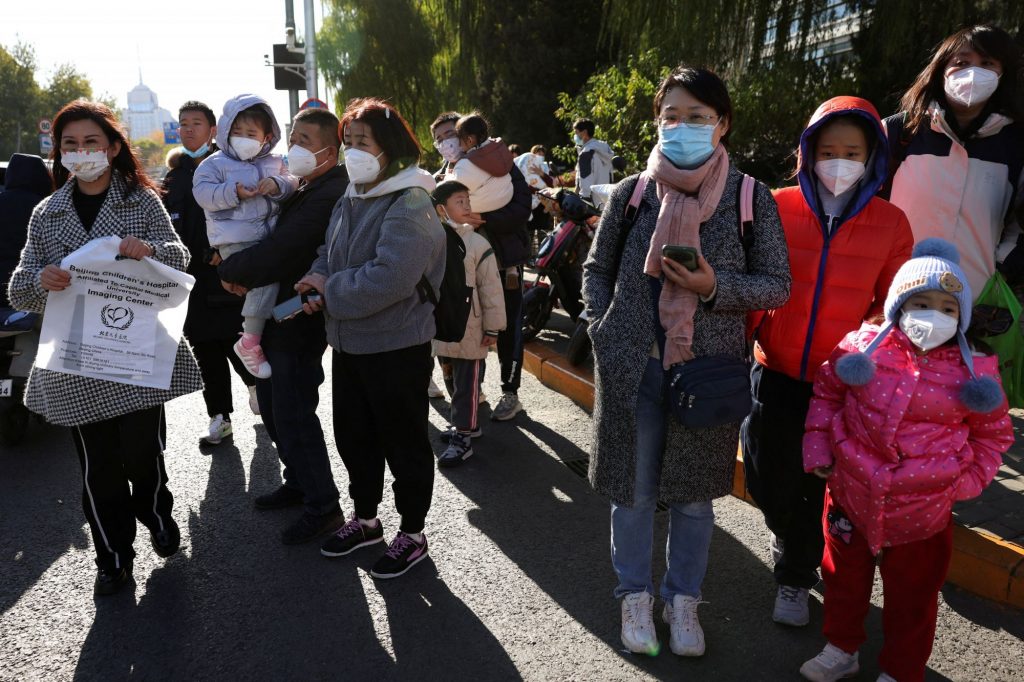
[972,271,1024,408]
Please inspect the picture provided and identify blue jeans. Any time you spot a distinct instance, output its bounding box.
[610,356,715,600]
[257,346,340,516]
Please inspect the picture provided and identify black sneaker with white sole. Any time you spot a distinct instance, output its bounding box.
[370,532,429,579]
[321,515,385,557]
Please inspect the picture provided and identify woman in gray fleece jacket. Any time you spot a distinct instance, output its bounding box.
[299,98,445,580]
[582,68,791,657]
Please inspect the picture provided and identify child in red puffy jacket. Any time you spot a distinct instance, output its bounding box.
[799,238,1013,682]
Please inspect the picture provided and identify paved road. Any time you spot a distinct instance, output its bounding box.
[1,355,1022,681]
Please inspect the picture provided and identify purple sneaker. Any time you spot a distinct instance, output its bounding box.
[370,532,429,579]
[321,515,384,557]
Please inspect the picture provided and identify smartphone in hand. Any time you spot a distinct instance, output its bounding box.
[273,290,321,322]
[661,244,699,272]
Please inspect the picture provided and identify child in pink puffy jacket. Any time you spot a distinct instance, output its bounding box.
[798,238,1013,682]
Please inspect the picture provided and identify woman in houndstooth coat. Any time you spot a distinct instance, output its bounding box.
[8,101,202,596]
[582,67,791,656]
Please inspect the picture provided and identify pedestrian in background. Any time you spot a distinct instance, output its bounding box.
[573,117,614,200]
[432,111,534,423]
[162,100,256,447]
[798,240,1012,682]
[7,100,202,595]
[300,98,445,579]
[0,153,52,309]
[741,96,913,628]
[431,180,507,468]
[582,66,790,658]
[883,24,1024,297]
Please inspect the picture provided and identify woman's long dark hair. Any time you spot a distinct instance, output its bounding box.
[51,99,158,195]
[899,24,1023,135]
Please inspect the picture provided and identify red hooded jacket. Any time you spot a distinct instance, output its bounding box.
[752,96,914,382]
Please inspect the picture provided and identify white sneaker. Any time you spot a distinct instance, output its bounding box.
[233,337,272,379]
[773,585,810,626]
[663,594,706,656]
[877,674,896,682]
[427,378,445,399]
[770,532,784,565]
[248,386,260,415]
[201,414,232,445]
[800,643,859,682]
[620,592,660,656]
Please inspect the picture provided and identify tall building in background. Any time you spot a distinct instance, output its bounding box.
[122,73,174,141]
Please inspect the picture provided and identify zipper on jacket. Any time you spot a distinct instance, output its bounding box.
[798,210,848,381]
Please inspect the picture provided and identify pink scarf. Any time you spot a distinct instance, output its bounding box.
[643,144,730,368]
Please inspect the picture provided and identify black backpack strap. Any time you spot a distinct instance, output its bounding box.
[611,173,649,281]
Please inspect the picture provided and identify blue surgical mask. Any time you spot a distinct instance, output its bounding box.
[573,133,584,147]
[658,122,718,168]
[181,143,209,159]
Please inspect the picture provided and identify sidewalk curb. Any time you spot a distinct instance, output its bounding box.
[524,342,1024,608]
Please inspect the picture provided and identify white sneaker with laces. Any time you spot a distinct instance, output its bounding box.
[620,592,660,656]
[201,414,232,445]
[248,386,260,415]
[427,378,445,399]
[799,643,859,682]
[663,594,706,656]
[773,585,810,626]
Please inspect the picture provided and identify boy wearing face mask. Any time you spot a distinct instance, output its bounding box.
[193,94,298,379]
[799,239,1012,682]
[429,180,506,467]
[741,97,913,629]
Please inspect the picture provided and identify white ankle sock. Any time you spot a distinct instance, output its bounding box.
[406,532,423,542]
[358,517,378,529]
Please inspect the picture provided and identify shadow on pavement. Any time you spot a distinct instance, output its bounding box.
[73,417,518,680]
[0,424,88,617]
[435,407,952,681]
[940,584,1024,639]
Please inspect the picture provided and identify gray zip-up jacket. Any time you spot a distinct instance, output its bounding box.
[309,167,445,354]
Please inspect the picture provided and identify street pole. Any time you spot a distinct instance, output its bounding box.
[304,0,318,99]
[285,0,299,122]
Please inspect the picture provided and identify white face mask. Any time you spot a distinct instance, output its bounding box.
[944,67,1000,108]
[899,309,959,351]
[230,136,264,161]
[61,149,110,182]
[814,158,866,196]
[288,145,330,177]
[434,137,461,164]
[343,148,385,183]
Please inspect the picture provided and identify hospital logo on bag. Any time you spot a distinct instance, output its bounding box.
[101,304,135,331]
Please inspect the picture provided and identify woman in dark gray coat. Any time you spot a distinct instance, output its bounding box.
[582,67,791,658]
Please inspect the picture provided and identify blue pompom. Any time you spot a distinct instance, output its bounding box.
[959,376,1005,414]
[834,352,876,386]
[912,238,960,265]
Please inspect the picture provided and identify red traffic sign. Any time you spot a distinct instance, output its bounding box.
[38,118,52,134]
[299,98,328,111]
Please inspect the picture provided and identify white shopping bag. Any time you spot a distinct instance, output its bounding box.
[36,236,195,389]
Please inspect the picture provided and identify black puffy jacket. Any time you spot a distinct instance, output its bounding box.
[1,154,51,309]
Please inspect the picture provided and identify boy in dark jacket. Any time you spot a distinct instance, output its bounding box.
[162,101,255,447]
